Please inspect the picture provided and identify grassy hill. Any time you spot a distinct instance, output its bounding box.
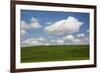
[21,45,89,63]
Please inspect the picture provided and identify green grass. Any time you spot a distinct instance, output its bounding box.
[21,45,89,63]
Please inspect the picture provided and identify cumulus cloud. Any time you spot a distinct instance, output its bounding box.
[82,37,89,44]
[21,34,89,47]
[21,21,31,30]
[30,17,42,29]
[72,37,89,45]
[38,37,45,41]
[21,17,41,29]
[62,33,89,45]
[20,21,30,36]
[21,37,55,47]
[63,35,75,40]
[51,39,56,42]
[21,38,65,47]
[76,33,85,38]
[72,39,82,45]
[26,37,45,42]
[56,39,64,45]
[21,17,42,36]
[21,30,26,36]
[22,40,42,47]
[44,16,83,35]
[21,37,45,47]
[44,43,50,46]
[21,37,89,47]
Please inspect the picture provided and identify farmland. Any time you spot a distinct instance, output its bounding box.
[21,45,89,63]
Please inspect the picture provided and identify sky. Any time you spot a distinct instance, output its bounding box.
[20,9,90,47]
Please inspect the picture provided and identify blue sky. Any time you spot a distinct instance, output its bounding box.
[20,9,90,47]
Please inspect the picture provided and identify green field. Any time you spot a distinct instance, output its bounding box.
[21,45,89,63]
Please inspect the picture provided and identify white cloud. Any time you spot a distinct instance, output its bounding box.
[38,37,45,41]
[76,33,85,38]
[44,43,50,46]
[44,16,83,34]
[21,17,41,31]
[20,21,30,36]
[72,38,89,45]
[48,39,65,45]
[21,34,89,47]
[62,34,89,45]
[21,37,66,47]
[25,37,45,42]
[21,30,26,36]
[63,35,75,40]
[30,40,40,45]
[21,38,44,47]
[72,39,82,44]
[83,37,89,41]
[30,17,42,29]
[51,39,56,42]
[82,37,89,44]
[56,39,64,45]
[21,17,42,36]
[21,37,47,47]
[21,21,31,30]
